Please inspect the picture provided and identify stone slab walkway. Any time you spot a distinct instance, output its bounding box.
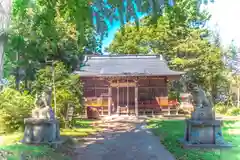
[72,116,175,160]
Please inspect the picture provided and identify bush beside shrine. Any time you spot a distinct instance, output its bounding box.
[0,62,84,134]
[215,103,240,116]
[0,88,34,133]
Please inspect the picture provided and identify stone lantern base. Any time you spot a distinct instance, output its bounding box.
[179,119,232,148]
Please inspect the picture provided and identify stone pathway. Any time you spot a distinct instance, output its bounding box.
[72,116,175,160]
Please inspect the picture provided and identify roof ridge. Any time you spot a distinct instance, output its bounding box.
[86,54,162,59]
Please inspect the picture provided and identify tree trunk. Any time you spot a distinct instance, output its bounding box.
[237,76,240,107]
[0,36,5,80]
[15,50,20,90]
[238,87,240,107]
[0,0,12,80]
[15,67,20,90]
[24,78,28,90]
[211,82,218,104]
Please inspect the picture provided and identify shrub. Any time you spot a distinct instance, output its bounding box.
[225,107,240,116]
[214,103,228,114]
[55,88,82,127]
[168,91,178,100]
[0,88,34,133]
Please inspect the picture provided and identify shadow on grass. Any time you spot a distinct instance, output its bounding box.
[147,119,240,160]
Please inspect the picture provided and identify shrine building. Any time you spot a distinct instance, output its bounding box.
[74,55,184,117]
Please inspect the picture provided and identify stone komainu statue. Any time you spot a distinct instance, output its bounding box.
[187,82,213,109]
[180,82,231,147]
[187,82,215,120]
[22,87,60,145]
[32,87,55,120]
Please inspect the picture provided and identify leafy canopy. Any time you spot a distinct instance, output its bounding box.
[107,0,225,94]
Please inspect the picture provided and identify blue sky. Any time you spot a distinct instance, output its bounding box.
[102,0,239,53]
[101,13,145,53]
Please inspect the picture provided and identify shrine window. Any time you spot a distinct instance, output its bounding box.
[95,88,108,97]
[84,88,95,97]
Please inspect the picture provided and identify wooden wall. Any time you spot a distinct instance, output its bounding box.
[81,77,109,97]
[81,77,168,104]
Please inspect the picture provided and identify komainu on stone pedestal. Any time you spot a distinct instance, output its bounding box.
[22,87,61,146]
[179,82,232,148]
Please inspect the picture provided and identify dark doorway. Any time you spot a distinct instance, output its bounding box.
[111,87,135,114]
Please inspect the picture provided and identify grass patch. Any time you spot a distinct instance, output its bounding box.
[147,119,240,160]
[60,119,102,137]
[0,144,71,160]
[0,119,101,159]
[61,127,100,137]
[0,132,23,146]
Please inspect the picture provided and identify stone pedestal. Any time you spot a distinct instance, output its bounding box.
[179,108,232,148]
[22,118,61,146]
[191,107,215,120]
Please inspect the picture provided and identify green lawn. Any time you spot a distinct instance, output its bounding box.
[0,119,101,160]
[61,119,102,137]
[147,119,240,160]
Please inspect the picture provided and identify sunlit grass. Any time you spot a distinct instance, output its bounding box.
[220,121,240,160]
[0,132,23,146]
[60,127,101,137]
[60,119,102,137]
[147,119,240,160]
[0,119,102,145]
[0,119,101,159]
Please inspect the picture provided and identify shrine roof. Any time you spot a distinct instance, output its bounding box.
[74,55,184,77]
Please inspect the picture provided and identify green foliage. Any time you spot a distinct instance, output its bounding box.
[0,88,34,133]
[107,0,225,95]
[33,62,68,92]
[33,62,83,127]
[225,107,240,116]
[214,103,228,115]
[4,0,101,90]
[168,91,178,100]
[214,102,240,116]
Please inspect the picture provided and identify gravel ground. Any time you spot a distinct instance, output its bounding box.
[72,116,175,160]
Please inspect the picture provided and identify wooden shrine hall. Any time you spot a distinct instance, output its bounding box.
[74,55,184,118]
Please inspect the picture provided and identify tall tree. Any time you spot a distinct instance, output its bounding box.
[107,0,225,96]
[3,0,216,90]
[4,0,101,90]
[224,41,240,107]
[91,0,214,36]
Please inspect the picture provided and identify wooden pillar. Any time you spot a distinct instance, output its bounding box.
[117,90,119,107]
[108,86,112,116]
[135,85,138,117]
[127,79,129,115]
[117,80,119,106]
[117,86,120,115]
[165,77,170,115]
[117,79,120,115]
